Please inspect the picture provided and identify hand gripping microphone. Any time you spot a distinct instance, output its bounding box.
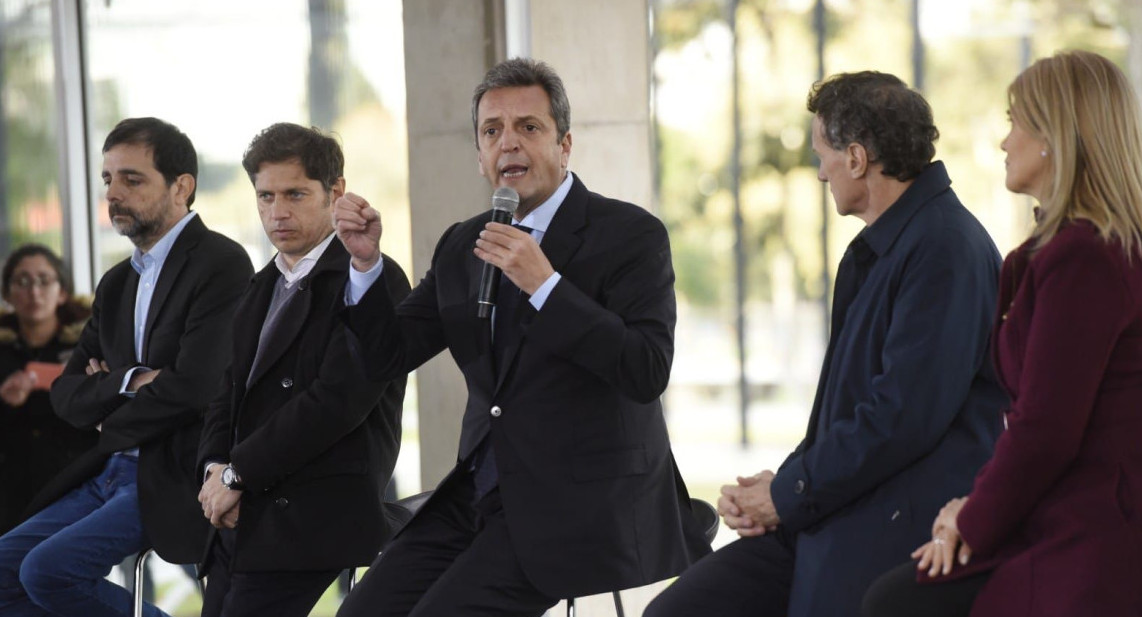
[477,187,520,319]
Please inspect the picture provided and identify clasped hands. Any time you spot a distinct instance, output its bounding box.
[718,470,781,537]
[197,464,240,529]
[332,192,553,294]
[913,496,972,577]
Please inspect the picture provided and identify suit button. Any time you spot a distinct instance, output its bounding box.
[275,498,289,508]
[490,405,502,417]
[281,377,293,388]
[794,480,806,495]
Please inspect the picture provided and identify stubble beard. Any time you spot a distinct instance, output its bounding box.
[109,197,173,247]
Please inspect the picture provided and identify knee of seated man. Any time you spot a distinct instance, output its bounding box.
[18,543,72,604]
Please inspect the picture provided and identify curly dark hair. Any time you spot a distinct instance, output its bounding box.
[471,58,571,144]
[807,71,939,182]
[242,123,344,192]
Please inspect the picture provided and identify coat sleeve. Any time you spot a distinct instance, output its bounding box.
[957,236,1133,556]
[771,228,999,532]
[50,271,135,429]
[346,224,458,381]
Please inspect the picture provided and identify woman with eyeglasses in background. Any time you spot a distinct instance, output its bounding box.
[0,244,96,535]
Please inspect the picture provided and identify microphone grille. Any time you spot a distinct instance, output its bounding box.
[492,187,520,214]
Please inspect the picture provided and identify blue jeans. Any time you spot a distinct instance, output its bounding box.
[0,454,170,617]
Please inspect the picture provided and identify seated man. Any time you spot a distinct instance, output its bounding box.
[196,122,410,617]
[645,72,1007,617]
[0,117,252,617]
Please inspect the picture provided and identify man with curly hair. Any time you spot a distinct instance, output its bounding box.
[645,71,1008,617]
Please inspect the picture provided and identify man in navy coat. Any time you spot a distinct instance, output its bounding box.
[645,71,1007,617]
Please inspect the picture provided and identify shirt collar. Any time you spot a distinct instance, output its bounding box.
[274,232,336,287]
[514,171,573,234]
[130,211,198,274]
[861,161,952,257]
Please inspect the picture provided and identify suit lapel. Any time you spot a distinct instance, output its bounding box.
[142,216,204,363]
[492,176,587,391]
[247,241,347,388]
[114,267,141,365]
[233,264,277,388]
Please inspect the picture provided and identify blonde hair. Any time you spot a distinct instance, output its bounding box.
[1009,50,1142,256]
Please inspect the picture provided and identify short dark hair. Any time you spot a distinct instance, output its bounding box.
[807,71,938,182]
[471,58,571,143]
[102,117,198,206]
[242,123,344,192]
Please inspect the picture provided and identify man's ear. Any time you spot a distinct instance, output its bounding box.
[846,142,868,179]
[330,177,346,201]
[172,173,196,207]
[559,131,572,170]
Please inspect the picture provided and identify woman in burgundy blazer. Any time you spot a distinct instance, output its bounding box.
[863,49,1142,617]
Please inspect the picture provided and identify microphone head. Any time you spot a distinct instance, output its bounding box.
[492,187,520,214]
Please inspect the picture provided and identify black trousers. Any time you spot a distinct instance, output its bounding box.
[199,528,341,617]
[861,560,989,617]
[643,527,797,617]
[337,473,558,617]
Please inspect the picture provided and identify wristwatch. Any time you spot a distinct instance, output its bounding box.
[221,465,246,491]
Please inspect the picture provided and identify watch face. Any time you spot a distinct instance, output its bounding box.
[222,466,235,486]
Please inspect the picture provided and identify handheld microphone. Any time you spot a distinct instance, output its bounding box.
[477,187,520,319]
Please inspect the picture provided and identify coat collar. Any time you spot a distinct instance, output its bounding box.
[861,161,952,257]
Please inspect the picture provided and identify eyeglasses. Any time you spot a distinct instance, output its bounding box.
[11,275,60,290]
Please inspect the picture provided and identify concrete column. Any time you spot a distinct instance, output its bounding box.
[401,0,654,490]
[529,0,655,212]
[401,0,503,489]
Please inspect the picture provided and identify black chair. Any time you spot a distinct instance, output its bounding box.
[565,498,720,617]
[345,490,435,593]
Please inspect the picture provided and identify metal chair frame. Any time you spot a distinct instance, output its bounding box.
[129,548,204,617]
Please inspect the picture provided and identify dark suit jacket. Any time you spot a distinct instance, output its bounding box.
[769,163,1007,617]
[197,241,410,571]
[350,174,710,598]
[38,215,252,563]
[938,221,1142,617]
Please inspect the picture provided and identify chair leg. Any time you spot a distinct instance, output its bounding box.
[132,548,153,617]
[612,590,626,617]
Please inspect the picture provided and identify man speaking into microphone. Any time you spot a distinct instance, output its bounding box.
[334,58,711,617]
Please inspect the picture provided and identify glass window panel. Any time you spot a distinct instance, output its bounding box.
[0,0,64,261]
[82,0,411,279]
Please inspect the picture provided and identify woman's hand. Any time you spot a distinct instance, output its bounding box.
[913,496,972,576]
[0,370,36,407]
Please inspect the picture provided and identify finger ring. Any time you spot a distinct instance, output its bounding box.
[933,538,946,545]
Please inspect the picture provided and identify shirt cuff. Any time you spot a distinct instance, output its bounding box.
[528,273,561,310]
[345,258,385,306]
[119,366,151,398]
[203,460,225,483]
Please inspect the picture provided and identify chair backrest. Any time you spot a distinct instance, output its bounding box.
[689,498,720,544]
